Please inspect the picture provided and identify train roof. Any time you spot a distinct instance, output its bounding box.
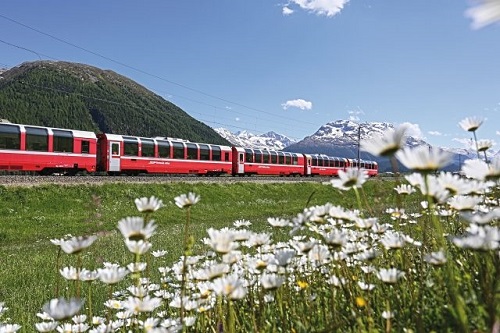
[1,122,97,139]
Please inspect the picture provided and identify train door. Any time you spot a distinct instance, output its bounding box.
[238,151,244,174]
[109,141,121,172]
[231,147,245,175]
[304,154,312,176]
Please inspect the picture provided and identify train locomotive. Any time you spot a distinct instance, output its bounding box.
[0,122,378,177]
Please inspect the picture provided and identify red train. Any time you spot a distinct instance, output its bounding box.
[0,122,378,177]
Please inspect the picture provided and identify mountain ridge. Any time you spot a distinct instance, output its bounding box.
[0,61,230,145]
[216,120,497,172]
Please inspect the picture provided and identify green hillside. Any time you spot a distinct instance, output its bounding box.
[0,61,229,145]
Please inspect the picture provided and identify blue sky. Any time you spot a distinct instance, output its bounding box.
[0,0,499,149]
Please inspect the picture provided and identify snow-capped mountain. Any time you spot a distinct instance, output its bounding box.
[215,120,496,172]
[302,119,427,147]
[214,128,297,151]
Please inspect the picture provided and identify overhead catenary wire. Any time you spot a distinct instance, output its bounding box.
[0,13,319,129]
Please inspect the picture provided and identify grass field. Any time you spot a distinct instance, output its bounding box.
[0,177,498,332]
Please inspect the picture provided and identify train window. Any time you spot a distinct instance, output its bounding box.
[278,152,285,164]
[141,139,155,157]
[285,153,292,165]
[262,151,270,163]
[254,150,262,163]
[0,124,20,150]
[212,146,221,161]
[52,130,74,153]
[111,143,120,155]
[26,127,48,152]
[158,141,171,158]
[81,140,90,154]
[186,143,198,159]
[312,156,318,167]
[199,144,210,160]
[270,151,277,164]
[245,149,253,163]
[172,142,185,159]
[293,154,298,165]
[123,136,139,156]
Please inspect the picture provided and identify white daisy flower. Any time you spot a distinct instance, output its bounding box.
[436,172,469,195]
[448,195,482,211]
[41,298,83,320]
[329,168,368,190]
[60,235,98,254]
[123,295,162,313]
[424,250,447,266]
[174,192,200,208]
[79,269,99,281]
[382,311,394,319]
[233,219,252,228]
[151,250,168,257]
[358,281,375,291]
[273,249,296,267]
[211,275,247,300]
[460,209,500,225]
[396,146,452,173]
[377,268,405,284]
[125,239,153,255]
[476,139,493,152]
[35,321,58,332]
[134,196,164,212]
[361,124,408,157]
[458,116,484,132]
[205,228,239,254]
[97,266,129,285]
[380,233,406,250]
[0,324,22,333]
[117,216,157,241]
[394,184,416,195]
[192,263,230,281]
[260,273,285,290]
[267,217,290,227]
[60,267,79,280]
[452,226,499,250]
[462,157,500,181]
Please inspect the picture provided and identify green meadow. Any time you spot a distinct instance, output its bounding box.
[0,178,498,332]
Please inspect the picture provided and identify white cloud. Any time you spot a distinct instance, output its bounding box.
[428,131,443,136]
[497,131,500,136]
[399,122,424,140]
[453,138,473,148]
[348,109,364,122]
[281,99,312,110]
[282,6,294,15]
[465,0,500,29]
[235,117,240,122]
[284,0,350,17]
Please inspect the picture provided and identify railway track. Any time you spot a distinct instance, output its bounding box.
[0,174,334,187]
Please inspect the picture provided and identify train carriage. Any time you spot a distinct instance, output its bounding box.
[0,122,97,174]
[308,154,349,177]
[0,121,379,178]
[97,133,233,175]
[232,147,305,176]
[348,159,379,177]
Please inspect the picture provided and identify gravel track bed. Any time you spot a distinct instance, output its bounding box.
[0,175,330,187]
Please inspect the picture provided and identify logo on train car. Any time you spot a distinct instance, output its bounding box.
[148,161,171,165]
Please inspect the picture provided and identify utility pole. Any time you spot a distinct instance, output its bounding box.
[357,123,361,169]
